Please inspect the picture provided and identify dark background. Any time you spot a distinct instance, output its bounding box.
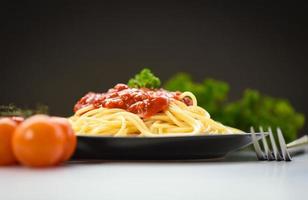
[1,1,307,132]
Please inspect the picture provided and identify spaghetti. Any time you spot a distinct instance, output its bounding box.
[69,84,242,137]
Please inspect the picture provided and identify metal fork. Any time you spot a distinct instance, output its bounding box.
[250,126,292,161]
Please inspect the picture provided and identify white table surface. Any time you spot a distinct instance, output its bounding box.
[1,151,307,200]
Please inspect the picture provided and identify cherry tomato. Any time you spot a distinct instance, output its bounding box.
[12,115,65,167]
[0,118,17,165]
[51,117,77,162]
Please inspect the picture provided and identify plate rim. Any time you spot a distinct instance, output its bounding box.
[76,132,265,139]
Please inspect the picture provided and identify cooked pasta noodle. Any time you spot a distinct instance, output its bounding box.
[69,91,242,137]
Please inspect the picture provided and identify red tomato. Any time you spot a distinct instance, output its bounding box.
[0,118,18,165]
[12,115,65,167]
[51,117,77,162]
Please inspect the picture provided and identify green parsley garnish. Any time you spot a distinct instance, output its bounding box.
[0,104,49,118]
[128,68,161,89]
[164,72,305,142]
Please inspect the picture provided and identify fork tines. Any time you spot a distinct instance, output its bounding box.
[250,126,292,161]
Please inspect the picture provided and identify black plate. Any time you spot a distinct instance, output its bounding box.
[72,133,262,160]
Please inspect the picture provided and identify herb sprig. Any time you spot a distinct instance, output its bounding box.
[128,68,161,89]
[0,104,49,118]
[164,72,305,142]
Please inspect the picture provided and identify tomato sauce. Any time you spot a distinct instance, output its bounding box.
[74,84,192,118]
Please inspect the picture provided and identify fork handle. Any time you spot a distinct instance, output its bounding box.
[287,135,308,156]
[288,145,308,156]
[287,135,308,148]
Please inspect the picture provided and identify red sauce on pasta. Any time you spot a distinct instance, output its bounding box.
[74,84,192,118]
